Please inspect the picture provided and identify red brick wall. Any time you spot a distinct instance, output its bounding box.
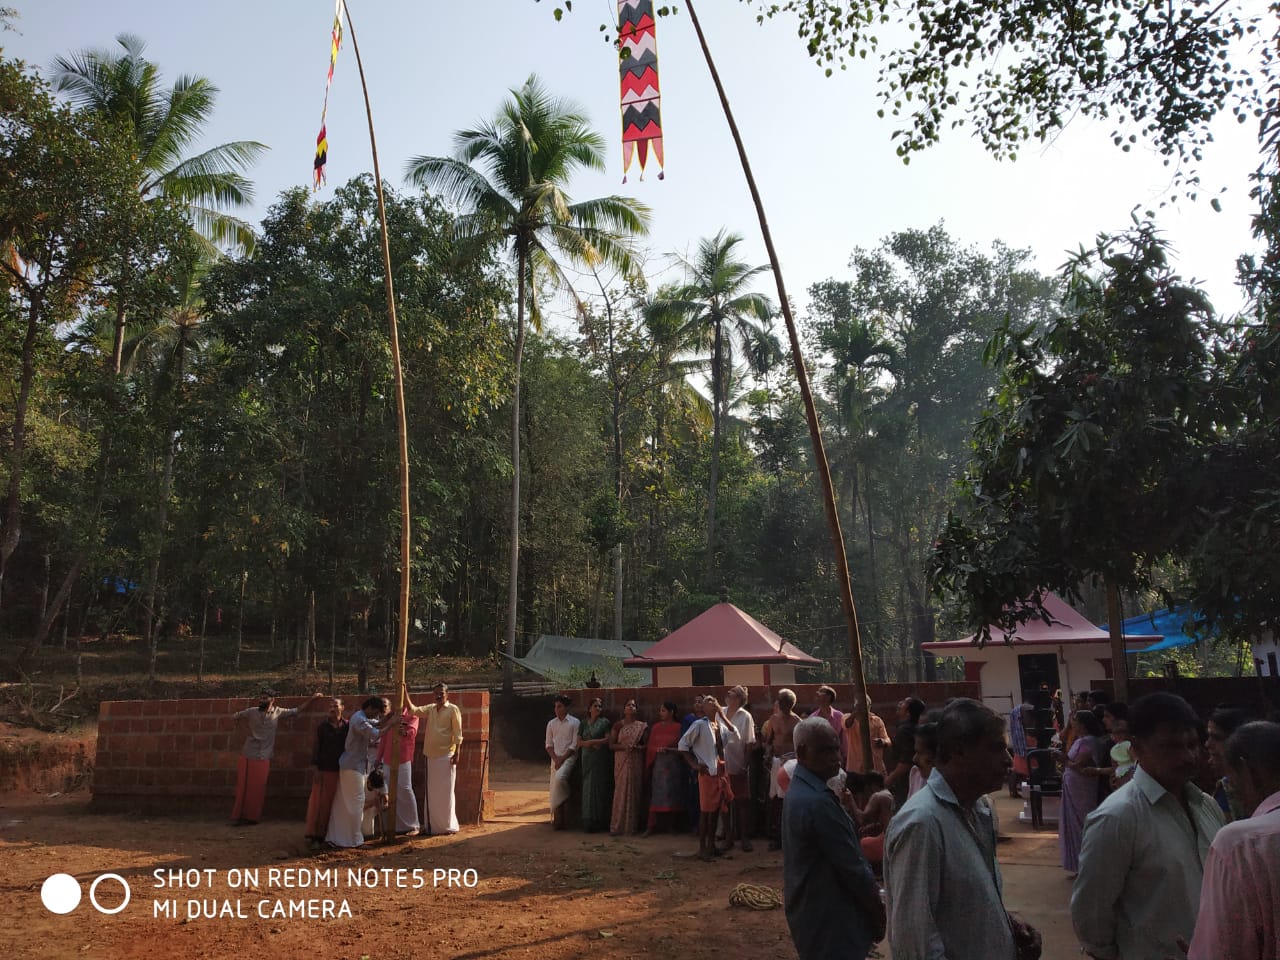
[557,681,980,734]
[92,691,491,823]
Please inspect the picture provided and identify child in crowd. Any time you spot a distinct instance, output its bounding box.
[843,771,894,871]
[362,768,389,839]
[1100,703,1135,790]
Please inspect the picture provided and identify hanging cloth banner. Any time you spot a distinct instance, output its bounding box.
[313,0,346,189]
[618,0,664,182]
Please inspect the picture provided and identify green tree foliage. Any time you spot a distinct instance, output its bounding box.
[743,0,1266,187]
[932,225,1231,646]
[0,56,190,649]
[186,177,510,663]
[805,225,1058,677]
[33,14,1280,686]
[1186,173,1280,641]
[578,273,697,639]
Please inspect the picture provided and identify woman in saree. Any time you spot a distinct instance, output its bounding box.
[576,697,612,833]
[1055,709,1108,873]
[609,699,648,835]
[643,701,683,835]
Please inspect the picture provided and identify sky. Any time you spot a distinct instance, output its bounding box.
[3,0,1265,321]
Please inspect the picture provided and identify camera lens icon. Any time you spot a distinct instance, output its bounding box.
[40,874,80,915]
[41,873,131,915]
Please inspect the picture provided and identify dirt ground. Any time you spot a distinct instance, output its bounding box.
[0,756,1080,960]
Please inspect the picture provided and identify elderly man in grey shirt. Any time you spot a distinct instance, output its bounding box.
[884,698,1040,960]
[783,715,885,959]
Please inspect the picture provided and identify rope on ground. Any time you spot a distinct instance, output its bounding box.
[728,882,783,910]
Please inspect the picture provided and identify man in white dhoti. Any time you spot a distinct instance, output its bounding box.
[764,688,801,850]
[546,695,580,829]
[376,705,421,836]
[406,683,464,835]
[325,696,394,848]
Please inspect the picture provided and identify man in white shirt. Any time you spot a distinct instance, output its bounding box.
[545,695,580,829]
[723,685,757,852]
[679,695,741,861]
[1071,692,1225,960]
[1188,720,1280,960]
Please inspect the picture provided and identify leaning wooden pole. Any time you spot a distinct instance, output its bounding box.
[684,0,874,763]
[344,4,412,840]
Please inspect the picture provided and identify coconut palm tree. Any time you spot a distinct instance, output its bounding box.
[648,230,776,581]
[405,74,650,692]
[52,34,265,371]
[53,34,265,251]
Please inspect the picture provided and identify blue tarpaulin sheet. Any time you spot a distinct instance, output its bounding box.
[1101,607,1212,655]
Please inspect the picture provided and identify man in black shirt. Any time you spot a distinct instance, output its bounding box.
[305,697,349,845]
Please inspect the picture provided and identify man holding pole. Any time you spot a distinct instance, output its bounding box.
[406,683,463,835]
[377,703,421,837]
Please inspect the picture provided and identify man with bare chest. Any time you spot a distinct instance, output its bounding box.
[765,687,801,850]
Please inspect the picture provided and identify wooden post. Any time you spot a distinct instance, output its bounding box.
[197,592,208,683]
[329,594,337,694]
[684,0,873,762]
[234,569,247,671]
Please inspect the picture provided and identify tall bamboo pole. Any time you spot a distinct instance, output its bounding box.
[343,4,412,840]
[684,0,874,763]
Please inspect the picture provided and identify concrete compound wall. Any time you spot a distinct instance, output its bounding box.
[92,691,493,822]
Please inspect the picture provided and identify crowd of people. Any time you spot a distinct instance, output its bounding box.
[545,686,767,854]
[539,686,945,867]
[229,681,1279,959]
[542,686,1280,960]
[229,683,464,849]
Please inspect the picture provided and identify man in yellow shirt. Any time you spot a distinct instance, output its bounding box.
[406,683,464,835]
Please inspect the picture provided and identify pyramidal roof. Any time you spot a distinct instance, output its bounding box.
[922,591,1161,650]
[622,603,822,666]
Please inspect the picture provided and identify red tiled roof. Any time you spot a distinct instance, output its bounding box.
[922,591,1161,651]
[622,603,822,667]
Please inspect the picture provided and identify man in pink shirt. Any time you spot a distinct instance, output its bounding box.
[1188,720,1280,960]
[375,706,421,836]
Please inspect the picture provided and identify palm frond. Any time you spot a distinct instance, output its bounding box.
[143,74,218,172]
[158,141,267,204]
[568,195,651,237]
[186,206,257,255]
[406,155,513,216]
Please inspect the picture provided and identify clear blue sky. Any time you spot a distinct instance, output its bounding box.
[3,0,1262,317]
